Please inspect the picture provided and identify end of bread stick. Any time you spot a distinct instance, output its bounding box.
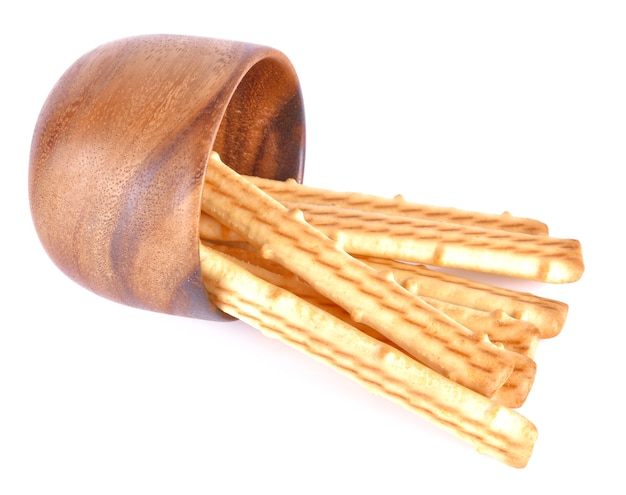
[490,351,537,408]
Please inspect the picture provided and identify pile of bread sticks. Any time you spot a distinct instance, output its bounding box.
[198,152,584,468]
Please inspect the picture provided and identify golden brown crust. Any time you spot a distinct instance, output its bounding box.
[361,257,569,339]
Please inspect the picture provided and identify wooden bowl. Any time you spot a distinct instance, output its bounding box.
[29,34,306,320]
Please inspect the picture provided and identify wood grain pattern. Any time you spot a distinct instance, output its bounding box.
[29,34,305,319]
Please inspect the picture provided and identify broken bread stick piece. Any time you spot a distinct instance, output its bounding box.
[245,175,549,235]
[361,257,569,339]
[203,240,535,408]
[203,152,517,398]
[199,243,538,468]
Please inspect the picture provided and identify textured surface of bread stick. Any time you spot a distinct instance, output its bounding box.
[245,175,549,235]
[202,153,515,398]
[362,257,569,339]
[199,244,538,468]
[281,201,584,283]
[423,299,540,358]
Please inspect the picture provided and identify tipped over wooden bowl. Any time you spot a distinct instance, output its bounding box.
[29,34,306,319]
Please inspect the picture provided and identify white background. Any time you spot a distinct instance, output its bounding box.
[2,1,624,493]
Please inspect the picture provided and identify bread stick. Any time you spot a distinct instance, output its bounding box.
[362,257,569,339]
[283,201,583,283]
[423,299,540,358]
[245,175,549,235]
[199,243,538,468]
[202,152,515,398]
